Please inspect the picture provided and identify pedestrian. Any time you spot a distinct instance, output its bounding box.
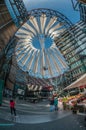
[50,98,55,111]
[58,97,63,110]
[54,97,58,111]
[10,99,16,116]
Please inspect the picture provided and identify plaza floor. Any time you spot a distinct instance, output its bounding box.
[0,98,85,130]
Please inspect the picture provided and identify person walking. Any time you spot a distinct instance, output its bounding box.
[54,97,58,111]
[50,97,54,111]
[10,99,16,116]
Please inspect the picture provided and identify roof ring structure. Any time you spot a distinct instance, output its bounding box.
[15,8,73,79]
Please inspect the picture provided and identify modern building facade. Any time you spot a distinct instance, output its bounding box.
[79,0,86,22]
[55,21,86,88]
[0,0,28,102]
[55,0,86,88]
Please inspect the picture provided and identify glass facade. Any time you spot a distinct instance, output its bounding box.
[0,0,17,52]
[55,21,86,87]
[5,0,28,27]
[5,0,19,26]
[0,0,17,91]
[79,1,86,22]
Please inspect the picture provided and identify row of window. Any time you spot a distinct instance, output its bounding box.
[56,21,86,86]
[80,3,86,22]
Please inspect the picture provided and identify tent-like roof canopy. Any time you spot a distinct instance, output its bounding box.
[15,8,72,79]
[64,73,86,90]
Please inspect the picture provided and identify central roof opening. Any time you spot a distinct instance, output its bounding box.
[32,35,53,50]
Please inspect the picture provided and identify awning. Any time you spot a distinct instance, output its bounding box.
[42,86,53,91]
[27,84,42,91]
[64,73,86,90]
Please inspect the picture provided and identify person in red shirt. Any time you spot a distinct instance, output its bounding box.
[10,99,16,116]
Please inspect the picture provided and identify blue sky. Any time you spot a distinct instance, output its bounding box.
[23,0,80,24]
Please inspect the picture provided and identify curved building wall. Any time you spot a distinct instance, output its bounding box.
[0,0,17,52]
[0,0,17,91]
[0,0,28,91]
